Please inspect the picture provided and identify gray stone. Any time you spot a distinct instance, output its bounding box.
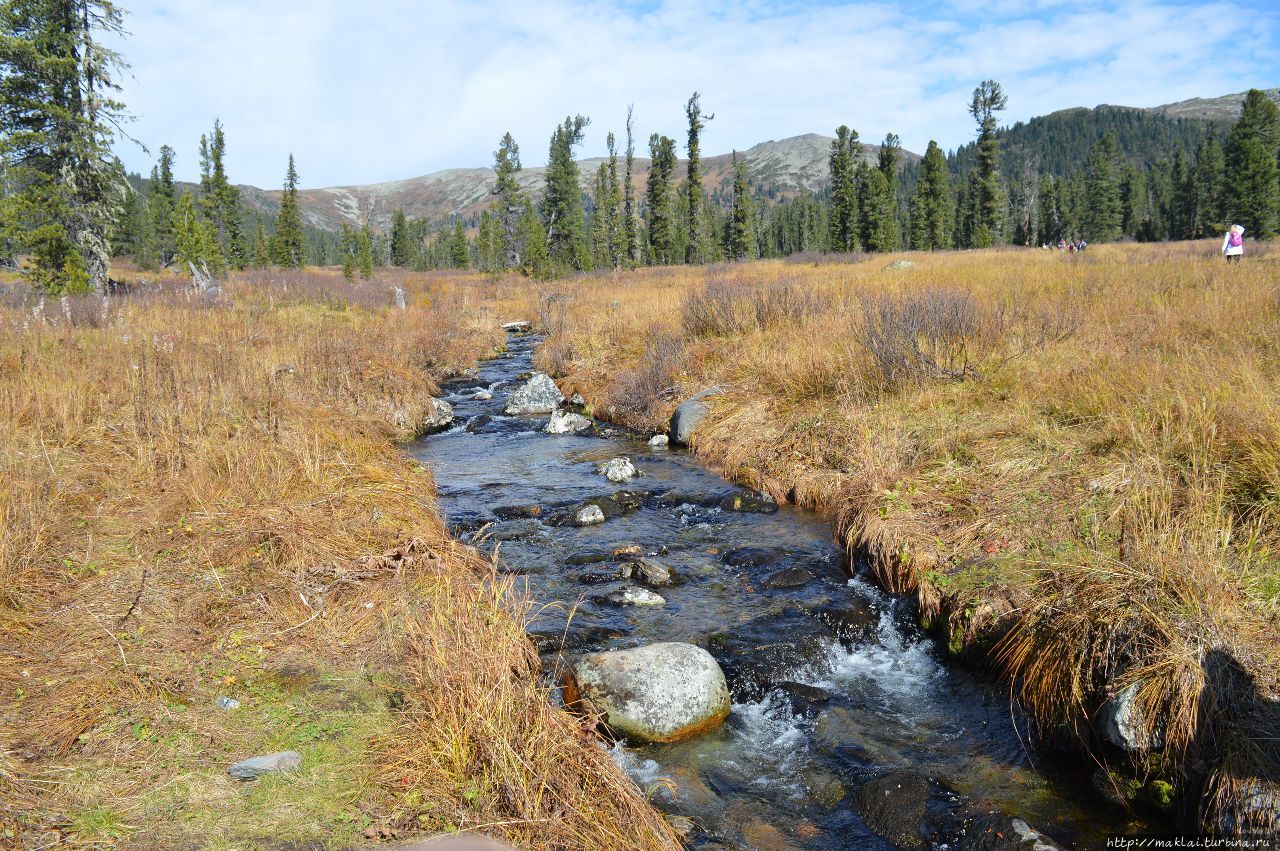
[1097,682,1163,751]
[669,387,723,445]
[420,397,454,434]
[501,321,531,332]
[473,388,493,401]
[598,586,666,607]
[648,434,669,448]
[504,373,564,415]
[573,505,606,526]
[564,642,731,743]
[227,750,302,780]
[215,696,240,711]
[546,411,592,434]
[598,457,638,482]
[763,566,815,589]
[620,558,676,587]
[883,259,916,271]
[570,393,586,406]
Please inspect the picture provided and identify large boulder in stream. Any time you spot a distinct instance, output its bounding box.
[669,387,723,445]
[419,397,454,434]
[563,642,731,743]
[504,372,564,415]
[546,411,592,434]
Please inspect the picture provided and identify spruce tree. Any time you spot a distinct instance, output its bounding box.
[828,126,860,253]
[1083,132,1121,242]
[872,133,902,250]
[726,152,755,261]
[173,191,224,276]
[517,208,549,278]
[622,105,640,267]
[251,223,271,269]
[1225,89,1280,238]
[1192,135,1225,237]
[357,223,374,279]
[448,219,468,268]
[968,80,1008,247]
[390,208,411,266]
[646,134,678,264]
[0,0,129,292]
[684,92,713,264]
[273,154,305,268]
[340,224,356,280]
[148,147,179,267]
[492,132,525,269]
[910,140,952,250]
[542,114,590,271]
[198,120,246,268]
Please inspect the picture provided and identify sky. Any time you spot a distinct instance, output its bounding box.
[108,0,1280,189]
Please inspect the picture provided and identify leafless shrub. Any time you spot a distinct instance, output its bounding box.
[858,288,1081,391]
[604,331,686,424]
[782,250,868,266]
[683,272,828,337]
[536,290,573,336]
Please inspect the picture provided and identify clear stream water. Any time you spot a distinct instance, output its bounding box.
[410,333,1157,851]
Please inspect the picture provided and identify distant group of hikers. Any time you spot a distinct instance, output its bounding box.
[1036,224,1248,263]
[1040,238,1089,252]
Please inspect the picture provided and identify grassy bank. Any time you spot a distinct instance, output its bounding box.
[0,268,678,849]
[536,242,1280,833]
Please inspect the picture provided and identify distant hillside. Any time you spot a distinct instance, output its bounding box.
[1146,88,1280,122]
[236,134,918,233]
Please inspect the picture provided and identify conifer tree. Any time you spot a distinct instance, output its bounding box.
[448,219,468,268]
[622,105,640,267]
[111,178,146,259]
[828,126,860,253]
[198,120,246,267]
[1083,132,1121,241]
[173,191,224,276]
[542,114,590,271]
[872,133,902,250]
[1192,135,1225,237]
[340,224,356,280]
[646,134,678,264]
[476,211,497,272]
[251,223,271,269]
[860,166,895,252]
[273,154,305,268]
[726,152,755,261]
[1225,89,1280,238]
[684,92,713,264]
[390,208,411,267]
[968,80,1008,247]
[356,223,374,279]
[0,0,129,292]
[911,140,952,250]
[492,132,526,269]
[517,208,549,278]
[1036,173,1060,244]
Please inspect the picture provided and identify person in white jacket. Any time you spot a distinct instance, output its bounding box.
[1222,224,1245,263]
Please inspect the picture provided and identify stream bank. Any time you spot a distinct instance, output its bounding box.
[414,331,1162,850]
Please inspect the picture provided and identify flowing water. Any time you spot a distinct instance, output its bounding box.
[410,332,1156,850]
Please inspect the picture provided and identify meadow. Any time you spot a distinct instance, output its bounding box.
[0,266,678,849]
[535,240,1280,830]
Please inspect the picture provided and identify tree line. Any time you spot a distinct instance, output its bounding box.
[4,1,1278,294]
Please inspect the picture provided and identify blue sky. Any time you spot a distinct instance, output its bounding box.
[109,0,1280,189]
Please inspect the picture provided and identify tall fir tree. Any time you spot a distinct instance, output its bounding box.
[726,151,755,261]
[828,125,860,253]
[273,154,305,268]
[0,0,129,292]
[646,133,678,265]
[910,140,952,250]
[968,79,1008,247]
[872,132,902,250]
[492,132,525,269]
[622,105,640,267]
[356,223,374,279]
[1224,89,1280,238]
[173,191,224,276]
[251,222,271,269]
[542,114,591,271]
[147,146,178,267]
[198,119,246,268]
[448,219,468,268]
[390,208,411,267]
[683,92,713,264]
[1083,132,1122,242]
[1191,135,1226,238]
[340,224,356,280]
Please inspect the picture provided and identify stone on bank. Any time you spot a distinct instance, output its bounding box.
[563,642,731,743]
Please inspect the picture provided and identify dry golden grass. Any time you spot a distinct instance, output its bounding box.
[537,241,1280,831]
[0,267,678,849]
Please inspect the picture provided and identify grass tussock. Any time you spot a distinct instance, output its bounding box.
[0,267,676,849]
[536,242,1280,831]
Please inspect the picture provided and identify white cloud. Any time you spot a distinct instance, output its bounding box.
[109,0,1280,188]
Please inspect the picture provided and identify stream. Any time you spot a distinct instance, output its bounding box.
[410,332,1156,850]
